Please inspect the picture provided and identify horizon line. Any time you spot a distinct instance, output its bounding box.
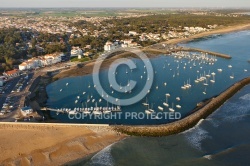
[0,7,250,9]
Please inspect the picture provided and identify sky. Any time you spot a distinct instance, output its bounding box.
[0,0,250,8]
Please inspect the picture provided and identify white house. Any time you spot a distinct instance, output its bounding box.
[71,47,83,57]
[20,106,33,116]
[19,53,63,70]
[44,54,62,65]
[123,39,133,45]
[129,31,137,36]
[104,41,115,51]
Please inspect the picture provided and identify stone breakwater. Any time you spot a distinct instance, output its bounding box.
[113,77,250,137]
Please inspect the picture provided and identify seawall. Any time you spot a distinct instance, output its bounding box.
[113,77,250,137]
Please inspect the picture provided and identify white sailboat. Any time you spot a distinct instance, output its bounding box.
[181,81,187,90]
[158,106,164,111]
[125,87,128,93]
[127,80,130,86]
[142,98,149,106]
[203,88,207,95]
[87,95,90,103]
[145,102,154,114]
[195,76,199,83]
[187,79,192,88]
[169,103,175,112]
[203,78,209,86]
[149,104,155,113]
[163,94,169,107]
[230,73,234,79]
[176,105,181,109]
[210,72,216,83]
[217,68,222,72]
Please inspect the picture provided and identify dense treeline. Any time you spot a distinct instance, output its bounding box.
[69,35,106,52]
[0,28,31,72]
[70,20,97,32]
[0,28,68,72]
[102,14,250,34]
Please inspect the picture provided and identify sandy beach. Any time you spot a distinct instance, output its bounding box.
[0,123,125,165]
[163,23,250,45]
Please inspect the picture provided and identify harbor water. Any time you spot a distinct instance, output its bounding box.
[76,30,250,166]
[46,31,250,125]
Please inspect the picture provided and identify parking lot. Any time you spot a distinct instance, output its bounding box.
[0,72,33,121]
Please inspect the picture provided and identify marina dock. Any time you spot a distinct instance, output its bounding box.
[180,47,232,59]
[41,106,122,115]
[143,46,232,59]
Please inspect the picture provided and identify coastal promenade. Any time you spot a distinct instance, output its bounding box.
[113,77,250,136]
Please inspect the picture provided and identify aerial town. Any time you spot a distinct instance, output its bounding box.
[0,3,250,165]
[0,8,247,120]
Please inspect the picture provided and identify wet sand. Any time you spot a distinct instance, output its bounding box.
[0,123,125,165]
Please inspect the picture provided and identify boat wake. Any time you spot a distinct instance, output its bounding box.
[209,96,250,124]
[240,93,250,101]
[89,144,114,166]
[183,126,211,151]
[203,154,213,160]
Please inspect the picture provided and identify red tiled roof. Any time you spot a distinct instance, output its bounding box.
[5,69,19,75]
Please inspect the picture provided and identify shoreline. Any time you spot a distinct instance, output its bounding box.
[53,23,250,81]
[2,23,250,165]
[162,23,250,45]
